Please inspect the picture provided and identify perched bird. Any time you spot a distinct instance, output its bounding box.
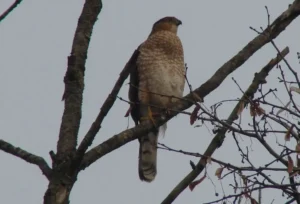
[128,16,185,182]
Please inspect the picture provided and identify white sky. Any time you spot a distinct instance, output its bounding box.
[0,0,299,203]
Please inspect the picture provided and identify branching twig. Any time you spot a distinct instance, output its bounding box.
[161,47,290,204]
[158,143,297,172]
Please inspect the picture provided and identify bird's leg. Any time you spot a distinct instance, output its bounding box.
[140,106,158,127]
[147,106,156,127]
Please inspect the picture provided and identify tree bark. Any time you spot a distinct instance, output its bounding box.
[43,1,102,203]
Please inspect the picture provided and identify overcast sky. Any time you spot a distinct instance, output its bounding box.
[0,0,299,203]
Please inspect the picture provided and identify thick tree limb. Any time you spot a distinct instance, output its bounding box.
[0,0,22,23]
[75,50,139,163]
[0,139,52,180]
[81,0,300,170]
[44,1,103,204]
[161,47,290,204]
[57,0,102,160]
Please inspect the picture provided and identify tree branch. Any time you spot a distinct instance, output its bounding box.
[44,1,103,203]
[0,0,22,23]
[158,142,294,172]
[161,47,290,204]
[81,0,300,171]
[75,49,139,163]
[0,139,52,180]
[57,0,103,161]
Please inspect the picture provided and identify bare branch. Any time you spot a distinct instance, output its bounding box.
[203,185,298,204]
[44,1,103,203]
[0,139,52,180]
[75,49,140,163]
[158,143,297,172]
[56,1,103,161]
[0,0,22,23]
[161,47,290,204]
[81,0,300,172]
[270,40,300,87]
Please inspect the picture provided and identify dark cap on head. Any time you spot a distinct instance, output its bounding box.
[154,16,182,26]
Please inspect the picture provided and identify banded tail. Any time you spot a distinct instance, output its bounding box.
[138,124,167,182]
[138,130,158,182]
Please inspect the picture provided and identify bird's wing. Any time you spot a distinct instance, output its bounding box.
[128,48,141,126]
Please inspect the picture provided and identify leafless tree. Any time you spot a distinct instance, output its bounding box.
[1,1,300,203]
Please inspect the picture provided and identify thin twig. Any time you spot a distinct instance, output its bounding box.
[0,0,22,23]
[161,47,290,204]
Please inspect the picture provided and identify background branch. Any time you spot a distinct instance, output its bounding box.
[0,0,22,23]
[0,139,52,180]
[161,47,289,204]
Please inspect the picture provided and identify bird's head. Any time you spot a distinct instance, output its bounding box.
[150,16,182,35]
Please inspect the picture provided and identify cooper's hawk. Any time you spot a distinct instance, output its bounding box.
[128,16,185,182]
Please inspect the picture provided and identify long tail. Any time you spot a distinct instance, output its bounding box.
[138,130,158,182]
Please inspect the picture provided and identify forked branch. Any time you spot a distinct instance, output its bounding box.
[81,0,300,171]
[161,47,290,204]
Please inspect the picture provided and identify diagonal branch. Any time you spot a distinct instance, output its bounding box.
[0,139,52,180]
[56,1,103,161]
[0,0,22,23]
[161,47,290,204]
[75,49,139,163]
[81,0,300,171]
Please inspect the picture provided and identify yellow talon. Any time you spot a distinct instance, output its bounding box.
[140,106,157,127]
[148,106,156,126]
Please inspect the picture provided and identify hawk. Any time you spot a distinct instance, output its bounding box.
[128,16,185,182]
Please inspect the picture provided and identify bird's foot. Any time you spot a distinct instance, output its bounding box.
[140,106,159,127]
